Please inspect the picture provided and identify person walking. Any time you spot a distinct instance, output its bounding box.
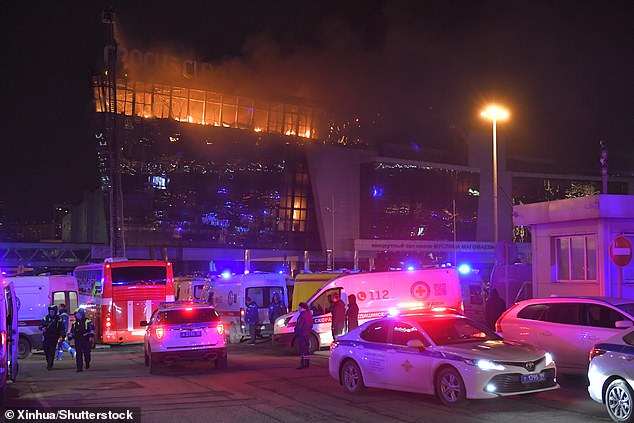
[330,293,346,340]
[484,288,507,330]
[346,294,359,332]
[295,302,312,369]
[39,305,65,370]
[69,308,95,372]
[245,297,259,345]
[56,303,76,360]
[268,292,286,326]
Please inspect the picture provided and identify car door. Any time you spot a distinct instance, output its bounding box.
[581,304,633,367]
[357,320,392,388]
[386,320,433,394]
[534,302,584,369]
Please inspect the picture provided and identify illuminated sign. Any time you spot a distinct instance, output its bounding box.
[105,47,214,79]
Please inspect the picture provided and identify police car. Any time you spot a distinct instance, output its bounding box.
[588,326,634,423]
[141,301,227,374]
[329,310,559,406]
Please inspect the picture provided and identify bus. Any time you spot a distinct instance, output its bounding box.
[74,259,174,344]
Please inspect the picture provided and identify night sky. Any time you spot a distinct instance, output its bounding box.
[2,0,634,223]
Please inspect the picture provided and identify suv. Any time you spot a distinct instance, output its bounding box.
[141,301,227,373]
[496,297,634,374]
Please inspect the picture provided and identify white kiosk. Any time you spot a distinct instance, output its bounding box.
[513,194,634,299]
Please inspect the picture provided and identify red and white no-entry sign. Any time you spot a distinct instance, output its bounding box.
[610,236,633,267]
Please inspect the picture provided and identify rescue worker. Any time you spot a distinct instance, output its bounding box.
[346,294,359,332]
[330,293,346,340]
[39,305,65,370]
[56,303,76,360]
[295,302,312,369]
[245,297,259,345]
[69,308,95,372]
[485,288,507,330]
[268,292,286,326]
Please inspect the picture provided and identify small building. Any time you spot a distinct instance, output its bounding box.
[514,194,634,299]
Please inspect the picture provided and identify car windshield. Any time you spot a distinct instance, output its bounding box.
[158,308,219,325]
[416,316,502,346]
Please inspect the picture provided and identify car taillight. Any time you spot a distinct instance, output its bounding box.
[155,326,164,340]
[495,303,519,333]
[330,341,339,352]
[216,323,224,336]
[240,307,245,325]
[105,315,112,328]
[589,347,606,361]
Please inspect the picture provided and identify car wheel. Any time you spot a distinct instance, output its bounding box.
[215,354,228,370]
[18,336,31,360]
[436,367,467,407]
[228,324,241,344]
[606,379,634,423]
[144,350,149,367]
[341,360,365,394]
[149,352,161,375]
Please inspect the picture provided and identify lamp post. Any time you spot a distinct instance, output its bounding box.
[480,105,509,245]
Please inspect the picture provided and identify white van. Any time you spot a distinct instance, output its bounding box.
[272,268,463,353]
[8,275,79,359]
[1,278,19,405]
[202,272,289,344]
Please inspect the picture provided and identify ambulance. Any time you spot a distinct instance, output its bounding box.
[174,276,207,301]
[8,275,78,359]
[202,272,289,344]
[272,268,463,353]
[1,278,19,405]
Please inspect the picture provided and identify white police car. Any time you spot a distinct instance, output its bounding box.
[141,301,227,374]
[588,327,634,423]
[329,310,559,406]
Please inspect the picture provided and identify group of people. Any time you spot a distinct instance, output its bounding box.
[39,304,95,372]
[244,292,287,345]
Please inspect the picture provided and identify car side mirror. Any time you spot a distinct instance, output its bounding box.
[407,339,425,351]
[140,321,148,327]
[615,320,633,329]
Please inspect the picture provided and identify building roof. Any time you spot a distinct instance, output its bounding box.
[513,194,634,225]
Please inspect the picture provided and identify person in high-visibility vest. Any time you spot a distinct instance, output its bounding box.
[69,308,95,372]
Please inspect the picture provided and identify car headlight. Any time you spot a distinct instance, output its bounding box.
[465,359,505,371]
[544,352,554,366]
[276,316,291,327]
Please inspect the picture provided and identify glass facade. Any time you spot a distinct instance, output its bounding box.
[360,162,480,241]
[93,77,324,139]
[108,116,319,251]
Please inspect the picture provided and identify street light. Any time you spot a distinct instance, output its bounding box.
[480,105,509,245]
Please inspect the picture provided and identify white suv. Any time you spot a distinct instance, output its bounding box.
[141,301,227,373]
[496,297,634,374]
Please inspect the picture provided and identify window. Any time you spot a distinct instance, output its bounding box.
[392,322,428,347]
[517,304,548,320]
[584,304,629,328]
[310,288,341,316]
[543,303,582,325]
[246,286,285,309]
[360,321,390,343]
[555,235,597,281]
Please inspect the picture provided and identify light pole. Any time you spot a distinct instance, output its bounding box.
[480,105,509,245]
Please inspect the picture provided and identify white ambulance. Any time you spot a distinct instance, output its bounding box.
[8,275,79,359]
[1,278,19,405]
[202,272,289,344]
[272,268,463,353]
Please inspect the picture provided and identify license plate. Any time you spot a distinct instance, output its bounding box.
[180,330,202,338]
[521,373,546,383]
